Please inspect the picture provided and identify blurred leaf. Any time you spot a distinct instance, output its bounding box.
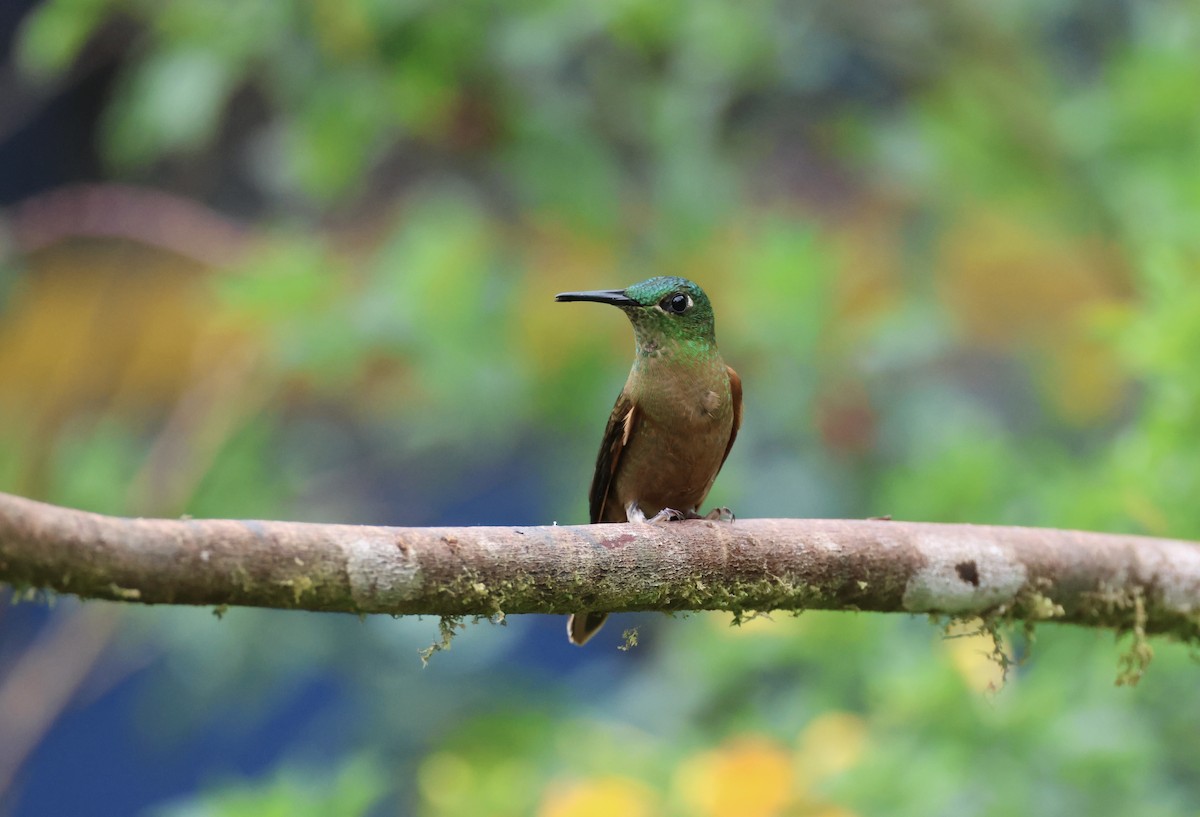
[151,755,387,817]
[15,0,111,78]
[285,68,390,199]
[103,47,238,167]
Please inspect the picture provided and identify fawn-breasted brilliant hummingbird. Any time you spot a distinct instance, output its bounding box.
[556,276,743,645]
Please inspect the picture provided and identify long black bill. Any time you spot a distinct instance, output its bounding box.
[555,289,638,306]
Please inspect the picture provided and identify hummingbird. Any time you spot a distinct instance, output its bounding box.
[556,276,742,645]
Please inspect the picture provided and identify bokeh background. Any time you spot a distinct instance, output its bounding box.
[2,1,1200,815]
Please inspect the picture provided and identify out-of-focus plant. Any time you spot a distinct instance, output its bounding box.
[150,755,387,817]
[411,612,1200,817]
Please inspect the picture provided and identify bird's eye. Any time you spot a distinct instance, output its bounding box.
[661,293,692,314]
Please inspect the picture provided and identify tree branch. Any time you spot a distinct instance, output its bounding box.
[1,490,1199,641]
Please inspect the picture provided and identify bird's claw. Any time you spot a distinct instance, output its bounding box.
[625,501,687,523]
[626,501,732,523]
[647,507,687,523]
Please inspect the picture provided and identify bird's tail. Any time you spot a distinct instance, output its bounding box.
[567,611,608,645]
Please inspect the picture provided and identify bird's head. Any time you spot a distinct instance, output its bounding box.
[556,276,717,356]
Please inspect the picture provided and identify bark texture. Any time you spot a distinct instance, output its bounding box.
[2,490,1199,640]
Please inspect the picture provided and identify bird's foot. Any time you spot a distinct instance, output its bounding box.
[702,506,735,522]
[625,501,686,524]
[647,507,687,523]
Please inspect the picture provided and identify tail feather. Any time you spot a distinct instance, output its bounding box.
[567,612,608,645]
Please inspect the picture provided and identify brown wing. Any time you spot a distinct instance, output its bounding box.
[717,365,743,473]
[588,389,638,523]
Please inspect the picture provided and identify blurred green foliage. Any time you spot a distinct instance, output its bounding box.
[151,755,387,817]
[5,0,1200,815]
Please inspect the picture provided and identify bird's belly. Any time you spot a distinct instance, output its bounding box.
[611,408,732,517]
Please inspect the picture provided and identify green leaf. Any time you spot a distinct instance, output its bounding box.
[103,47,237,167]
[15,0,112,79]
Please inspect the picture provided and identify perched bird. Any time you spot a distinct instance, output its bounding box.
[556,276,742,645]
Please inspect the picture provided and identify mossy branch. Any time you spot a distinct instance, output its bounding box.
[1,490,1199,643]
